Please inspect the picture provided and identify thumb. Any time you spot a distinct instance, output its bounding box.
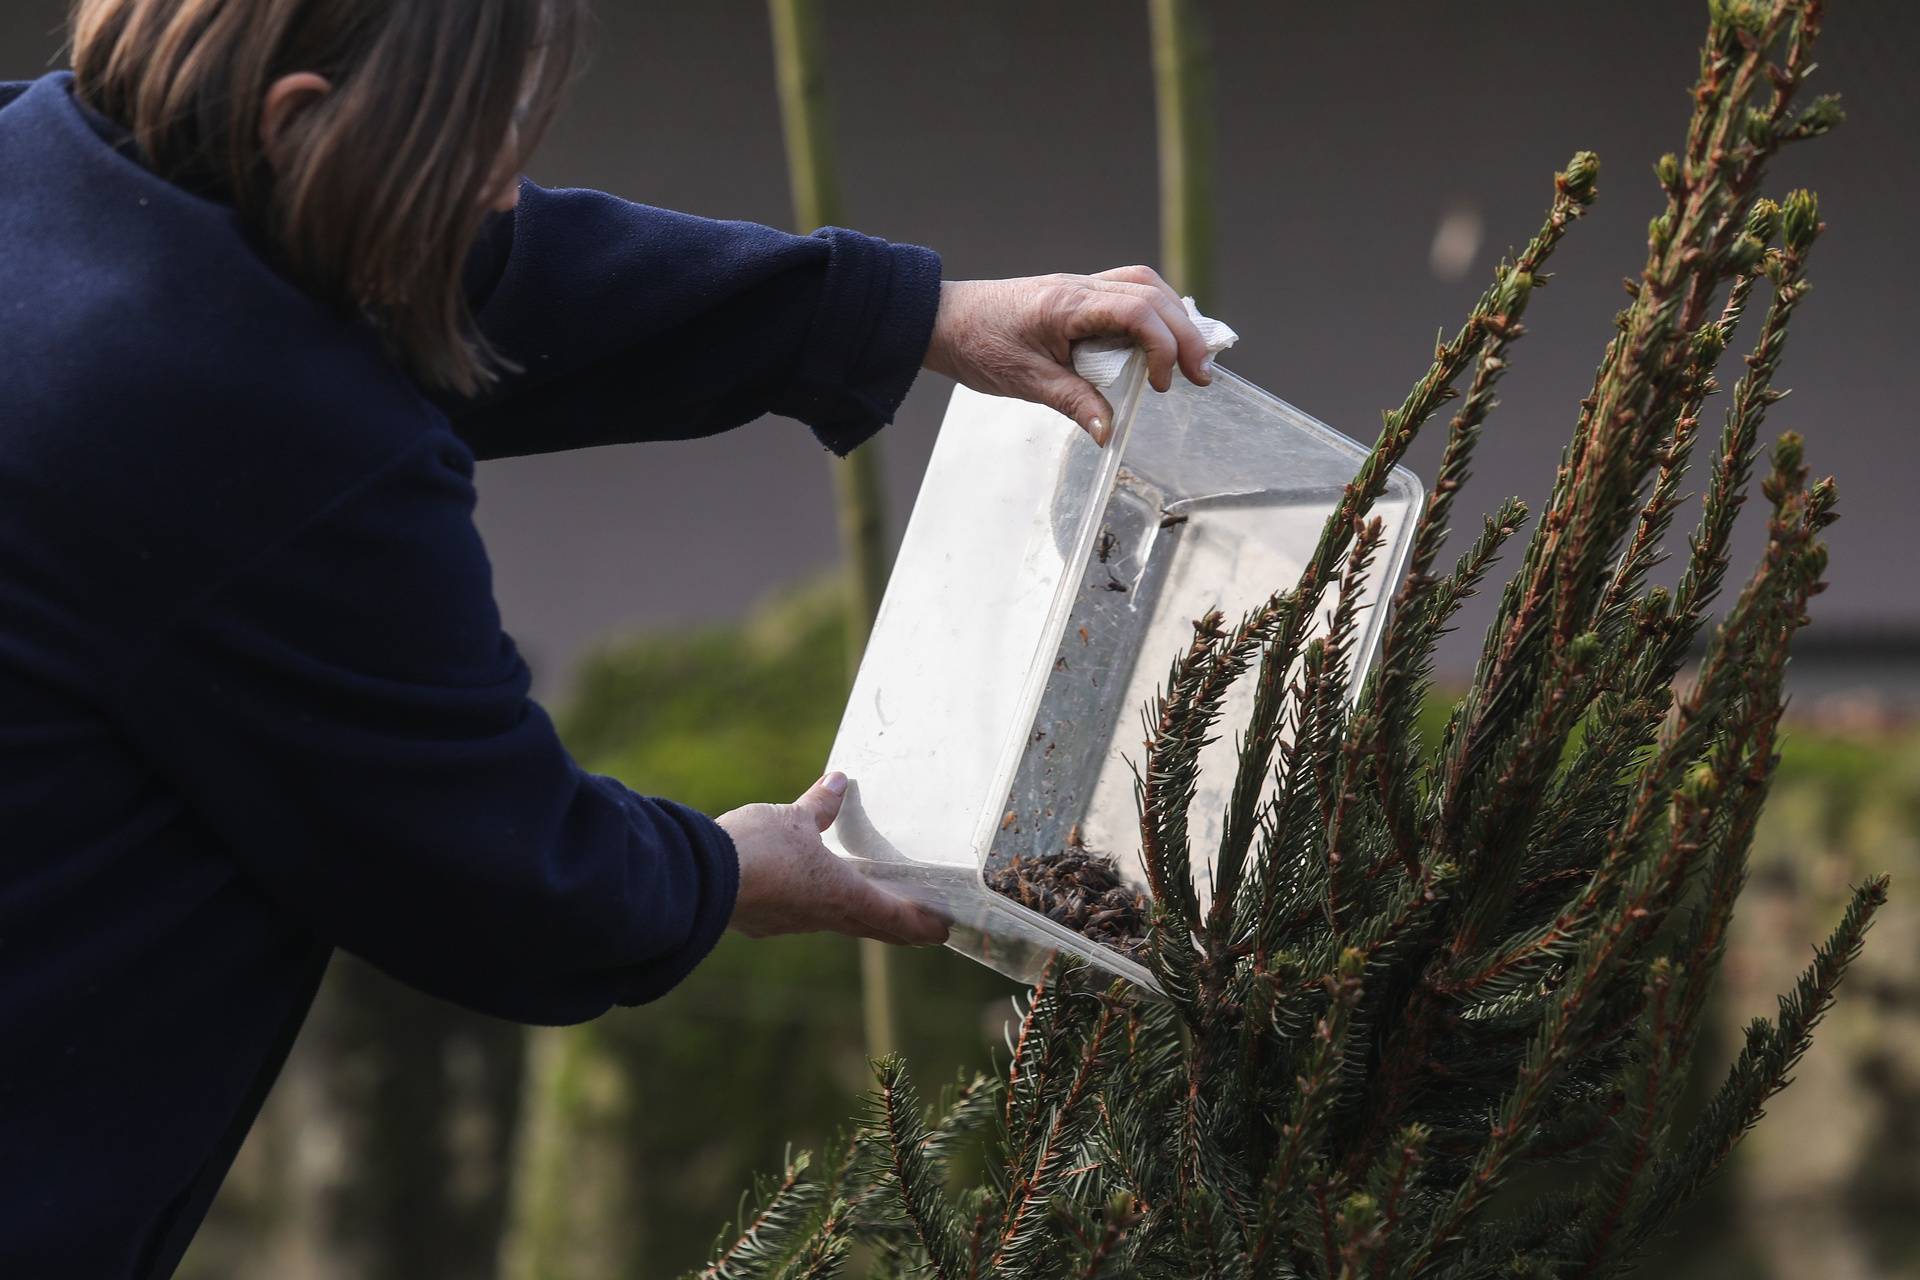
[1034,367,1117,447]
[794,771,849,832]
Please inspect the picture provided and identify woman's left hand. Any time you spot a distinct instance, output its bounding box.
[922,265,1214,447]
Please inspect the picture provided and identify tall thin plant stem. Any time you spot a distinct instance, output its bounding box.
[1149,0,1216,299]
[768,0,897,1061]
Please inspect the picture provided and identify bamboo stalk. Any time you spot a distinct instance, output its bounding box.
[1148,0,1216,301]
[768,0,898,1062]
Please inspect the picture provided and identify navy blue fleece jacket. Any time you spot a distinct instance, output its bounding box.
[0,72,941,1278]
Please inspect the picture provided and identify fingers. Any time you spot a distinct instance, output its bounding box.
[1091,269,1213,387]
[812,851,948,945]
[1065,289,1183,393]
[794,802,950,945]
[793,771,849,833]
[1030,364,1117,446]
[843,877,950,946]
[1095,263,1182,307]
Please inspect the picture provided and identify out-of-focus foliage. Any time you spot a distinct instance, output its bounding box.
[1691,726,1920,1279]
[502,582,1018,1280]
[557,583,855,814]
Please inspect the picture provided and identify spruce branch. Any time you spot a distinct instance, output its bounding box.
[1316,517,1388,932]
[1538,194,1812,884]
[1002,960,1100,1184]
[923,1072,1003,1168]
[868,1057,968,1280]
[1067,1194,1142,1280]
[778,1201,854,1280]
[1139,608,1235,937]
[1249,949,1364,1276]
[1401,436,1835,1275]
[692,1152,825,1280]
[990,994,1119,1275]
[1562,961,1684,1275]
[1469,426,1829,1006]
[1212,595,1312,947]
[1187,153,1598,964]
[1357,1125,1428,1280]
[1594,270,1742,623]
[1674,198,1819,630]
[1371,259,1540,731]
[1458,3,1830,843]
[1366,497,1528,878]
[1633,873,1888,1250]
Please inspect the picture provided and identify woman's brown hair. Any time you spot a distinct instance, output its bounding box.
[69,0,586,395]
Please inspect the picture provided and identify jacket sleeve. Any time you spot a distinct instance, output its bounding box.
[444,181,944,460]
[109,429,738,1025]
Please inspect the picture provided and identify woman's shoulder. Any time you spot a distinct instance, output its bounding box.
[11,89,435,403]
[1,74,459,604]
[4,77,426,430]
[0,74,496,681]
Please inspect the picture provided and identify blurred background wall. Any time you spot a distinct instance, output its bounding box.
[7,1,1912,702]
[2,2,1914,1277]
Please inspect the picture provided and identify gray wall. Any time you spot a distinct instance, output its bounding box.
[7,2,1915,696]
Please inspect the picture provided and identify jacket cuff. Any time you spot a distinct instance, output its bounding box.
[615,797,740,1006]
[785,228,943,457]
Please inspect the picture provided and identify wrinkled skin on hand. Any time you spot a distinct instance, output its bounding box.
[922,264,1215,446]
[721,773,948,946]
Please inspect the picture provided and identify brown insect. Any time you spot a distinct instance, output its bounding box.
[1159,512,1190,529]
[1096,528,1118,563]
[984,841,1152,960]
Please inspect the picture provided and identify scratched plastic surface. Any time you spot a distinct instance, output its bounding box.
[822,352,1421,990]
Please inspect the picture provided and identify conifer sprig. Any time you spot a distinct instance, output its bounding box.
[868,1057,967,1280]
[688,1152,828,1280]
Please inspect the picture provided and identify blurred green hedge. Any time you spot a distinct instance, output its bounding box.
[505,583,1018,1279]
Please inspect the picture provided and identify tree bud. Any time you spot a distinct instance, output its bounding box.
[1793,94,1846,139]
[1679,762,1720,805]
[1691,324,1730,366]
[1558,151,1601,206]
[1745,198,1782,243]
[1567,631,1603,672]
[1712,0,1766,39]
[1772,431,1805,477]
[1724,234,1766,275]
[1500,270,1535,316]
[1647,212,1674,254]
[1782,189,1821,251]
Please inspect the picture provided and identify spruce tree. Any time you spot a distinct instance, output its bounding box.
[690,2,1885,1276]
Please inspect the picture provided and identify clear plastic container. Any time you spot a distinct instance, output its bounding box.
[822,352,1422,990]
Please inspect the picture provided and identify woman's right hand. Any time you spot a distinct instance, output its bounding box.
[719,773,949,946]
[922,265,1214,447]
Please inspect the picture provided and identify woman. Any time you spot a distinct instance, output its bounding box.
[0,1,1212,1274]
